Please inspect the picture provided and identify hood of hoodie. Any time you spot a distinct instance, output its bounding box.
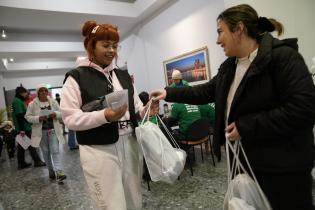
[75,57,115,73]
[272,36,298,51]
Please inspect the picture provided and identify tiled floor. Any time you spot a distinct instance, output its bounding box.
[0,143,227,210]
[0,143,314,210]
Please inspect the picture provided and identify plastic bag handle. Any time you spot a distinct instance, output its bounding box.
[226,140,254,181]
[156,114,181,149]
[226,139,271,207]
[141,99,152,125]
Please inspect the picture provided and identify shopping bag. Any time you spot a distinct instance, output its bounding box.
[16,134,31,150]
[135,100,186,184]
[229,197,255,210]
[223,140,272,210]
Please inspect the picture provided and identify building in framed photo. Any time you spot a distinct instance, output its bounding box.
[163,47,211,86]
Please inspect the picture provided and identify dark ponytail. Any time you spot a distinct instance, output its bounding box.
[217,4,284,39]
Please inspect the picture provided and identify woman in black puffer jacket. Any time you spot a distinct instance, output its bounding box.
[151,4,315,210]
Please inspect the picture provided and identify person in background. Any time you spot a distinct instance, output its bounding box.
[198,103,215,154]
[24,90,33,107]
[60,20,158,210]
[138,91,150,106]
[67,129,79,150]
[12,86,46,170]
[170,69,189,87]
[167,82,215,141]
[163,103,170,117]
[25,84,66,182]
[0,127,3,160]
[55,93,61,105]
[151,4,315,209]
[0,121,17,160]
[168,103,201,141]
[138,91,158,124]
[199,103,215,127]
[55,92,68,136]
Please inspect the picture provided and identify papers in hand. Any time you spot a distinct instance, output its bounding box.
[40,109,53,117]
[105,89,129,111]
[16,134,31,150]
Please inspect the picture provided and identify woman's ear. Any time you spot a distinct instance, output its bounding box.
[235,21,245,35]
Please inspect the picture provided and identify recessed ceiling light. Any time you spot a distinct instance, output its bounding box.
[1,30,6,38]
[9,58,14,62]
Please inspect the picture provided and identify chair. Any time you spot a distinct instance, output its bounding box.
[178,117,216,176]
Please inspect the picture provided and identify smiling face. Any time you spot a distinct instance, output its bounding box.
[216,19,240,57]
[92,40,118,67]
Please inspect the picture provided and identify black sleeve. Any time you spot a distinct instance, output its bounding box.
[13,129,18,137]
[165,76,217,105]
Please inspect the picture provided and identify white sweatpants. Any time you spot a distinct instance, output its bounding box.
[79,133,143,210]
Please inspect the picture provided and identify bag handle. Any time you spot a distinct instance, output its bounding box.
[141,99,153,125]
[226,140,259,183]
[226,139,271,207]
[140,99,179,149]
[156,114,181,149]
[226,140,241,184]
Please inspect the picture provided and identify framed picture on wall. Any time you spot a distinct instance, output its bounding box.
[163,46,211,86]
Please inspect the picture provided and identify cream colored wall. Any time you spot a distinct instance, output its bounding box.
[224,0,315,69]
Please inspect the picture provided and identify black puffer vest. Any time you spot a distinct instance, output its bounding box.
[64,66,138,145]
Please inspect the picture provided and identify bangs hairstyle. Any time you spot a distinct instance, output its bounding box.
[82,20,120,59]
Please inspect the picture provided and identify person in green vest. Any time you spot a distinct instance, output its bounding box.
[169,69,189,87]
[199,103,215,127]
[170,103,202,141]
[167,83,215,141]
[12,86,46,170]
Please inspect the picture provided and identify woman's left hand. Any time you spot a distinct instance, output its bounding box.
[225,122,241,141]
[49,112,56,119]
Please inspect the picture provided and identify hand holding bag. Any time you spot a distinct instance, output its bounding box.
[135,100,186,184]
[223,140,272,210]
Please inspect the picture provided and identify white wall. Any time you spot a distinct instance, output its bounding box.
[1,0,314,108]
[0,70,67,107]
[121,0,225,93]
[120,0,315,94]
[118,32,150,94]
[1,70,67,90]
[224,0,315,68]
[0,73,5,108]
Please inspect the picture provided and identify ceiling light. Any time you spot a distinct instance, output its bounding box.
[1,30,6,38]
[9,58,14,62]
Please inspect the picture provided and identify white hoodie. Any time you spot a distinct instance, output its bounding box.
[60,57,145,136]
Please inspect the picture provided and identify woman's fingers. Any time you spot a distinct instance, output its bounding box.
[104,104,128,122]
[150,89,166,101]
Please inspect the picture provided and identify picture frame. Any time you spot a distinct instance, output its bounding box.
[163,46,211,86]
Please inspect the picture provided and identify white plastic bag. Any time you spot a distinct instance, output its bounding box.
[135,100,186,184]
[105,89,128,111]
[223,140,272,210]
[229,197,255,210]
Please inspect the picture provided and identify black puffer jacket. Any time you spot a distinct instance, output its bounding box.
[165,33,315,172]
